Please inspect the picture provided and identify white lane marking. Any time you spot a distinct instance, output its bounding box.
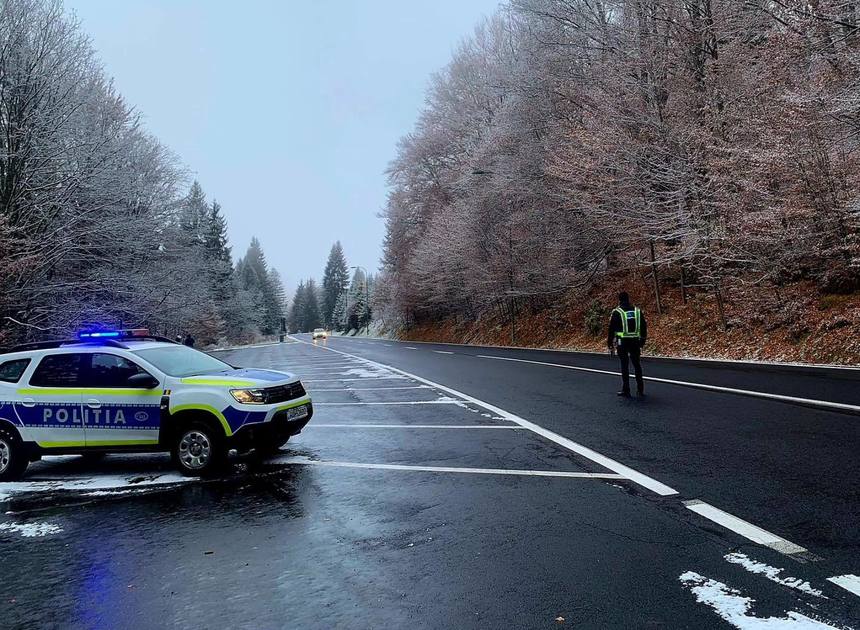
[313,400,463,406]
[299,341,678,496]
[276,457,625,479]
[827,574,860,598]
[684,500,807,556]
[724,552,825,598]
[478,355,860,415]
[405,347,418,350]
[303,377,409,383]
[308,386,432,392]
[433,350,454,355]
[307,424,525,429]
[679,572,841,629]
[292,365,360,370]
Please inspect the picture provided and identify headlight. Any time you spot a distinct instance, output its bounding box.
[230,388,266,404]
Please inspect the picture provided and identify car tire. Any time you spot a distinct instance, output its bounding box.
[172,421,227,477]
[0,425,29,482]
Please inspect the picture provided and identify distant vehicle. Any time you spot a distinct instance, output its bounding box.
[312,328,327,340]
[0,329,313,480]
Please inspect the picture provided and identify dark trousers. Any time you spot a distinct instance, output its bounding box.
[617,340,644,394]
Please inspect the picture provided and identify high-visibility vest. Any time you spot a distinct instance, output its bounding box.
[613,307,641,339]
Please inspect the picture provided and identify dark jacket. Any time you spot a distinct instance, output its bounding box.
[607,304,647,348]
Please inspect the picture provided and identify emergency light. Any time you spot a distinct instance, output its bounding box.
[77,328,150,340]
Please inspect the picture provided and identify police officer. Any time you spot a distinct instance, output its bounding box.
[607,291,647,397]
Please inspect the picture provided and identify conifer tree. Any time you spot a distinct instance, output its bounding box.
[321,242,349,328]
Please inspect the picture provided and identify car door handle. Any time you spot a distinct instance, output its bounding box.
[21,398,36,408]
[86,399,101,409]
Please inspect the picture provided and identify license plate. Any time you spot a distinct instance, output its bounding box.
[286,405,308,421]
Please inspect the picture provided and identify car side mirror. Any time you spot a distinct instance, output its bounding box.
[127,373,159,389]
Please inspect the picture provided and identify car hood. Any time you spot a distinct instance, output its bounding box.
[179,368,298,388]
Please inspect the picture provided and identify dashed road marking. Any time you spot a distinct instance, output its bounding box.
[308,386,431,392]
[433,350,454,355]
[827,574,860,598]
[307,424,524,429]
[313,400,463,406]
[303,377,410,383]
[683,500,808,557]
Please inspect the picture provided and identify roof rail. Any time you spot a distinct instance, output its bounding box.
[6,339,130,353]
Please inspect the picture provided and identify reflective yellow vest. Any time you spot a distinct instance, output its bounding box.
[614,307,641,339]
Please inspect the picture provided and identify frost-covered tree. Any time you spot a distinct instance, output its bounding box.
[321,241,350,328]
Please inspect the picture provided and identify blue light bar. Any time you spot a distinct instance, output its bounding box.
[78,330,121,339]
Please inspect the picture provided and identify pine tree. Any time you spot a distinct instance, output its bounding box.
[236,237,283,335]
[346,268,370,332]
[179,181,210,244]
[203,200,235,339]
[288,281,306,332]
[332,290,348,331]
[303,279,322,330]
[267,268,287,333]
[321,242,349,328]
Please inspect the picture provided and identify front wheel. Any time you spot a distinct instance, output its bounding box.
[0,426,29,482]
[172,421,227,477]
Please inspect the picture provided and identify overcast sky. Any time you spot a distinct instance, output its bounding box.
[66,0,501,295]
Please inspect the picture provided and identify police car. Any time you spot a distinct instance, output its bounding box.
[0,329,313,481]
[312,328,327,340]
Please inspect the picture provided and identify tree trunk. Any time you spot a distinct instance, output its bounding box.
[714,281,727,330]
[649,240,663,314]
[680,263,687,304]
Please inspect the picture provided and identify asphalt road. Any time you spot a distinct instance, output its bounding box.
[1,335,858,629]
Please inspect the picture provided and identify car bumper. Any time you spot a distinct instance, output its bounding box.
[230,402,313,448]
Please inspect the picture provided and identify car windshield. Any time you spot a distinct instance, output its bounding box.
[132,345,233,377]
[314,329,324,332]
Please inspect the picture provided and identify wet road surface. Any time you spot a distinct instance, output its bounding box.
[1,336,858,629]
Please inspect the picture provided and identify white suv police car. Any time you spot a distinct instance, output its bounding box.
[0,329,313,481]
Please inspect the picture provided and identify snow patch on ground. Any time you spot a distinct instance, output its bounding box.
[341,366,405,379]
[724,553,825,598]
[679,572,843,629]
[0,472,190,499]
[0,521,63,537]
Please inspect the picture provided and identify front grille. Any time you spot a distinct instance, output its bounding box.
[263,381,306,404]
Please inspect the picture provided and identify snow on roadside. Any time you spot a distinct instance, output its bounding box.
[342,366,405,379]
[0,522,62,537]
[724,553,826,598]
[0,472,190,501]
[679,572,846,629]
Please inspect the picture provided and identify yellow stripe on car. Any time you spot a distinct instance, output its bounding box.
[169,403,233,436]
[38,440,160,448]
[17,388,163,397]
